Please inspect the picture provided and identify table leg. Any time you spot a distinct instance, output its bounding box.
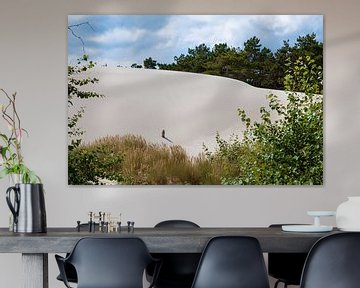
[22,253,48,288]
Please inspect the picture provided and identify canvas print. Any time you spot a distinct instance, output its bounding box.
[68,15,323,185]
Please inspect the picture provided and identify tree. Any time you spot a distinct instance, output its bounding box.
[243,36,262,62]
[131,63,143,68]
[204,43,243,78]
[241,36,276,87]
[293,33,323,66]
[154,35,322,91]
[272,34,323,92]
[169,43,212,73]
[255,47,276,88]
[273,40,292,89]
[143,57,158,69]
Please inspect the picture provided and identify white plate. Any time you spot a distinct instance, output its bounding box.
[338,227,360,232]
[307,211,336,217]
[282,225,333,232]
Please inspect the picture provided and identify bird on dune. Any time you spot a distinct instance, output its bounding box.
[161,129,173,143]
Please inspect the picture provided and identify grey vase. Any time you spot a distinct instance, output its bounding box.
[6,183,47,233]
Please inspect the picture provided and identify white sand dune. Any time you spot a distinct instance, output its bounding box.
[71,67,287,156]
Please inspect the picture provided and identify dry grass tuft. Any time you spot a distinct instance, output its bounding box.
[83,134,222,185]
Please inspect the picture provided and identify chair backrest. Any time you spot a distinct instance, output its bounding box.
[150,220,201,287]
[66,237,154,288]
[191,236,270,288]
[300,232,360,288]
[268,224,308,285]
[155,219,200,228]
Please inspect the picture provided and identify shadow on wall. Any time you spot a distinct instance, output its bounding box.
[327,31,360,46]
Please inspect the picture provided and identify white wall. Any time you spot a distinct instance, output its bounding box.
[0,0,359,287]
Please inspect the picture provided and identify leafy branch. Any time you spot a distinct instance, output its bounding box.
[67,22,103,150]
[0,89,40,183]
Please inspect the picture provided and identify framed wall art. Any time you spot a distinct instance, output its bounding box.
[68,15,323,185]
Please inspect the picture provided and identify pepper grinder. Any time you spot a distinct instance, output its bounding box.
[88,211,93,232]
[127,221,135,233]
[77,221,81,232]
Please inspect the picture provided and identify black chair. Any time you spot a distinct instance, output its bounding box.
[300,232,360,288]
[56,223,99,284]
[154,220,200,229]
[268,224,308,288]
[147,220,201,288]
[191,236,270,288]
[56,262,77,284]
[55,237,160,288]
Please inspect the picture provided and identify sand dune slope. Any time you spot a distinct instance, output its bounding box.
[72,68,287,156]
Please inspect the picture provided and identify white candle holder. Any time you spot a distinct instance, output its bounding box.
[282,211,335,232]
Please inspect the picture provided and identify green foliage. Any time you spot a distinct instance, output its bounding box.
[67,106,85,149]
[293,33,323,69]
[274,33,323,90]
[131,63,143,68]
[207,56,323,185]
[143,57,157,69]
[68,55,103,150]
[0,89,41,183]
[68,141,126,185]
[0,162,41,184]
[284,56,323,94]
[155,34,323,91]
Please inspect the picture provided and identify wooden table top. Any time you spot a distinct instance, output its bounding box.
[0,227,340,253]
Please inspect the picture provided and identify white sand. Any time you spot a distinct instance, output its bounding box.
[70,67,287,156]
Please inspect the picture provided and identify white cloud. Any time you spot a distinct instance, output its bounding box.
[91,27,146,44]
[183,18,249,47]
[250,15,318,36]
[155,20,180,49]
[156,16,250,51]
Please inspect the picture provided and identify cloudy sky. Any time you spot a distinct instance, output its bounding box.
[68,15,323,67]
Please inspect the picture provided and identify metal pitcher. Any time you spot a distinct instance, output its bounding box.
[6,183,47,233]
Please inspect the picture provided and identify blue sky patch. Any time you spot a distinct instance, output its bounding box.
[68,15,323,67]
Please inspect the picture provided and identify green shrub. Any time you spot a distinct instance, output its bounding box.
[68,141,125,185]
[208,56,323,185]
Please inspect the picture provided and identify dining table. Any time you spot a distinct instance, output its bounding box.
[0,226,340,288]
